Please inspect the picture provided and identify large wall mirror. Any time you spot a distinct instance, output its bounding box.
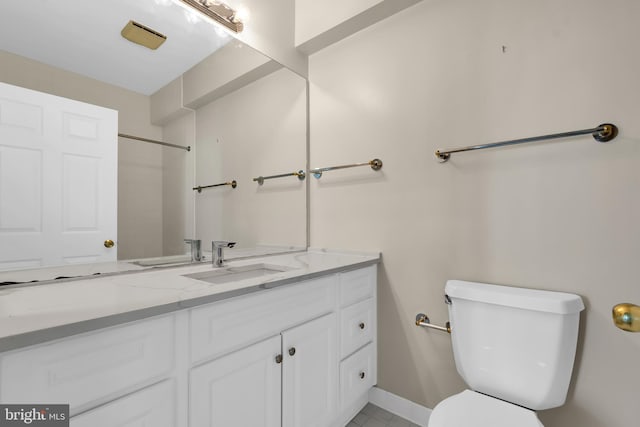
[0,0,307,276]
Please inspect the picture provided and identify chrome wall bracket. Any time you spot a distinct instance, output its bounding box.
[415,313,451,334]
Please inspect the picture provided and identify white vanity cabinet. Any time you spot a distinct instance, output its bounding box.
[0,263,377,427]
[0,314,177,418]
[189,274,340,427]
[188,265,377,427]
[190,312,339,427]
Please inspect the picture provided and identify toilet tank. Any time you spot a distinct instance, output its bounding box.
[445,280,584,410]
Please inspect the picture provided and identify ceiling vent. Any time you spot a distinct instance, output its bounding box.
[121,20,167,50]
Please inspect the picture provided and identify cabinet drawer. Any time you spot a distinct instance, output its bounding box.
[190,275,336,364]
[340,298,374,358]
[340,343,375,411]
[0,315,174,415]
[71,380,175,427]
[339,266,375,307]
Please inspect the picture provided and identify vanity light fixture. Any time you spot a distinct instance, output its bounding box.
[179,0,244,33]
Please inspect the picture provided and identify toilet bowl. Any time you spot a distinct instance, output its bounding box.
[428,390,543,427]
[426,280,584,427]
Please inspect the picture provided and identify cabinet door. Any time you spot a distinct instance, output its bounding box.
[282,313,338,427]
[190,335,281,427]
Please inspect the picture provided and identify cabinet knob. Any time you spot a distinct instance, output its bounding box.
[359,371,366,379]
[288,347,296,356]
[275,354,283,364]
[359,322,365,330]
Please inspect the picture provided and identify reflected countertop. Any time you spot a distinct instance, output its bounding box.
[0,245,306,284]
[0,248,380,352]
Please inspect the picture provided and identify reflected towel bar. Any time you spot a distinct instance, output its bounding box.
[310,158,383,178]
[435,123,618,162]
[118,133,191,152]
[253,170,306,185]
[193,180,237,193]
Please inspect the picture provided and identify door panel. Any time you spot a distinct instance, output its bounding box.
[0,82,117,269]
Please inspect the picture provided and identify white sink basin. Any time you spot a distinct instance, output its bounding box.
[183,263,294,285]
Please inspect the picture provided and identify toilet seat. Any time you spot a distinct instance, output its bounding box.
[428,390,544,427]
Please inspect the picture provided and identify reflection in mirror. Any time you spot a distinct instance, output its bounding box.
[0,0,307,277]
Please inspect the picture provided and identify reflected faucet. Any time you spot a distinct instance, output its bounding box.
[184,239,203,262]
[212,241,236,267]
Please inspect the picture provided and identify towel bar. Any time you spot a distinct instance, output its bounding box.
[415,313,451,334]
[310,158,383,178]
[193,180,237,193]
[435,123,618,162]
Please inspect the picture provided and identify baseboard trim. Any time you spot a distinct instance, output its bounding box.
[368,387,431,427]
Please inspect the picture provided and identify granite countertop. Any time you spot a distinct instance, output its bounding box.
[0,249,380,352]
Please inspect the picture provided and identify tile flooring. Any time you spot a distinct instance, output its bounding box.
[347,403,421,427]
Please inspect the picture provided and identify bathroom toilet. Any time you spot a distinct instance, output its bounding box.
[428,280,585,427]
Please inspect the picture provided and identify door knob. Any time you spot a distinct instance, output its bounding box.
[104,239,115,248]
[613,303,640,332]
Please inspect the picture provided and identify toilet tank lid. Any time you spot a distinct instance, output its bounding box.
[445,280,585,314]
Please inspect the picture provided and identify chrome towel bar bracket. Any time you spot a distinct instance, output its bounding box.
[415,313,451,334]
[435,123,618,163]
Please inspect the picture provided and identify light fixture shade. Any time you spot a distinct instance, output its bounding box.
[179,0,243,33]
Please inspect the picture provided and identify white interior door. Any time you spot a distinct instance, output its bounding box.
[0,82,117,270]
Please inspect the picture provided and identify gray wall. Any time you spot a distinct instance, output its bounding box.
[308,0,640,426]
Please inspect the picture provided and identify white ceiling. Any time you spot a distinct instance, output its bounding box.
[0,0,232,95]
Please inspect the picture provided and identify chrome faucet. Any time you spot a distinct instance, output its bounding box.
[212,241,236,267]
[184,239,203,262]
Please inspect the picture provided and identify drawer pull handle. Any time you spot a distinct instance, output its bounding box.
[359,371,366,379]
[275,354,283,364]
[359,322,365,330]
[288,347,296,356]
